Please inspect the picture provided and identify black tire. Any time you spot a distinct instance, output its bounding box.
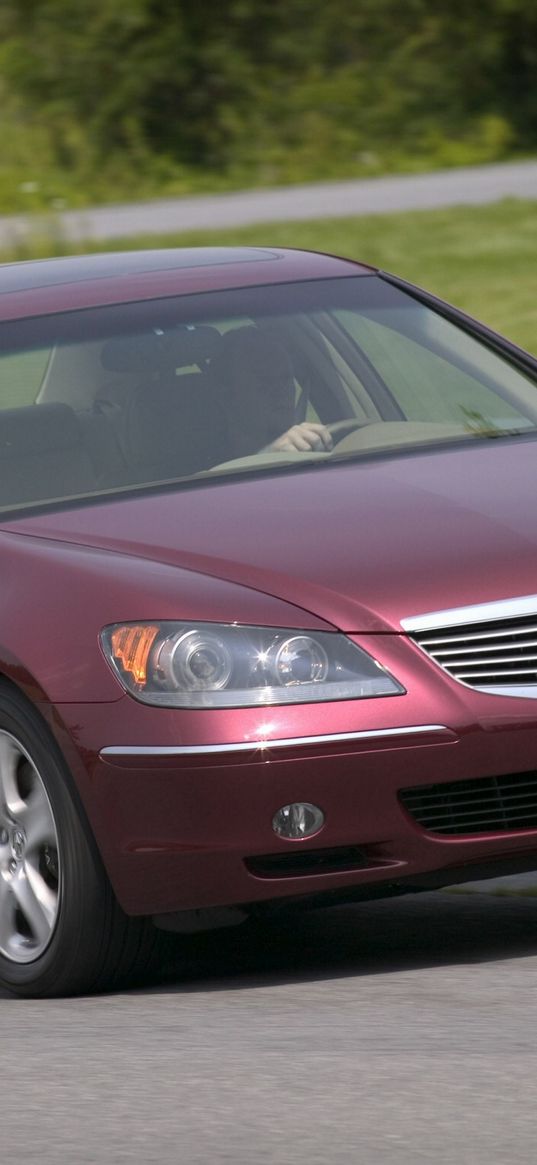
[0,681,165,997]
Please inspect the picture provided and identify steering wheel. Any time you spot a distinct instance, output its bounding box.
[326,418,375,446]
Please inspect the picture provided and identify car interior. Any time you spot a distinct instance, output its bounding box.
[0,289,536,511]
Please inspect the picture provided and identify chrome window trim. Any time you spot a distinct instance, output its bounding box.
[401,593,537,633]
[100,724,449,758]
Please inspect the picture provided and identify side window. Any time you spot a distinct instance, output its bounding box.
[336,310,529,428]
[0,349,50,409]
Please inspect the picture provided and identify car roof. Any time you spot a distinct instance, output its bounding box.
[0,243,377,321]
[0,247,376,322]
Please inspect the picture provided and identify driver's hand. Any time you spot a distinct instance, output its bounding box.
[269,422,333,453]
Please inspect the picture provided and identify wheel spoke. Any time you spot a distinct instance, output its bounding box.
[0,734,24,818]
[0,876,16,954]
[11,863,57,948]
[20,783,56,853]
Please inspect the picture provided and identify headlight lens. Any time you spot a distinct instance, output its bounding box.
[101,622,405,708]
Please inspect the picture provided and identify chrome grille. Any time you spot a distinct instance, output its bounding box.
[400,771,537,835]
[402,596,537,697]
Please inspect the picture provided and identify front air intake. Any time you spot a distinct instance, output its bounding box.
[245,845,367,878]
[400,770,537,835]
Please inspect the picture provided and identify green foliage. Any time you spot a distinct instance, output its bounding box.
[0,0,536,209]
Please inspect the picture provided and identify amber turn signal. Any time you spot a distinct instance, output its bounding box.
[109,624,159,685]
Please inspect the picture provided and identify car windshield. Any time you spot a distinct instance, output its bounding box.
[0,274,536,515]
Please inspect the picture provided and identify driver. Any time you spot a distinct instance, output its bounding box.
[211,326,333,459]
[268,421,333,453]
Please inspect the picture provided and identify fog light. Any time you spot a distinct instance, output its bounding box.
[272,802,325,840]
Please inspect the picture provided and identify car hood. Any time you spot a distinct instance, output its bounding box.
[7,438,537,633]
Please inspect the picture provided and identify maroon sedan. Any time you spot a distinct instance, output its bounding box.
[1,246,537,996]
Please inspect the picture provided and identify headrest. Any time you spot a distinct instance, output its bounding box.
[100,326,223,373]
[212,326,294,389]
[0,403,81,456]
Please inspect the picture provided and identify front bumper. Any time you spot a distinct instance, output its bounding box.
[51,680,537,916]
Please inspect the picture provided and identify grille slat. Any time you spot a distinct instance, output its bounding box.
[400,771,537,835]
[412,789,537,809]
[409,606,537,694]
[417,803,537,823]
[419,624,537,648]
[437,641,537,658]
[443,659,537,671]
[449,671,535,680]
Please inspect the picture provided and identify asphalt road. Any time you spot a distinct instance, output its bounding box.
[2,887,537,1164]
[1,159,536,245]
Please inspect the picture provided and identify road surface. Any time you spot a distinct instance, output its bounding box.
[1,887,537,1164]
[1,159,536,246]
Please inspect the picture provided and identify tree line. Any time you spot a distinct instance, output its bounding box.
[0,0,535,209]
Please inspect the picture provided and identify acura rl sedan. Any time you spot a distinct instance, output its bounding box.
[1,245,537,996]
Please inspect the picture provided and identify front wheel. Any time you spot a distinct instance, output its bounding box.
[0,683,162,997]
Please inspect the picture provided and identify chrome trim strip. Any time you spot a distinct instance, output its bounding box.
[476,684,537,700]
[419,625,537,646]
[101,724,449,758]
[431,642,537,657]
[456,671,535,680]
[401,593,537,633]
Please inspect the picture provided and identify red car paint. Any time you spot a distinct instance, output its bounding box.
[1,246,537,924]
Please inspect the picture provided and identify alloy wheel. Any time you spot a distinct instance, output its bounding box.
[0,730,60,963]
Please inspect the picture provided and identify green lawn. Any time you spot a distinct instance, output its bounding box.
[2,196,536,353]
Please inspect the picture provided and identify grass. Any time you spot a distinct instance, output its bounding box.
[0,125,526,215]
[1,196,536,353]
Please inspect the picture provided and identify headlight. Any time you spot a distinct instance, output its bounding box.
[101,622,405,708]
